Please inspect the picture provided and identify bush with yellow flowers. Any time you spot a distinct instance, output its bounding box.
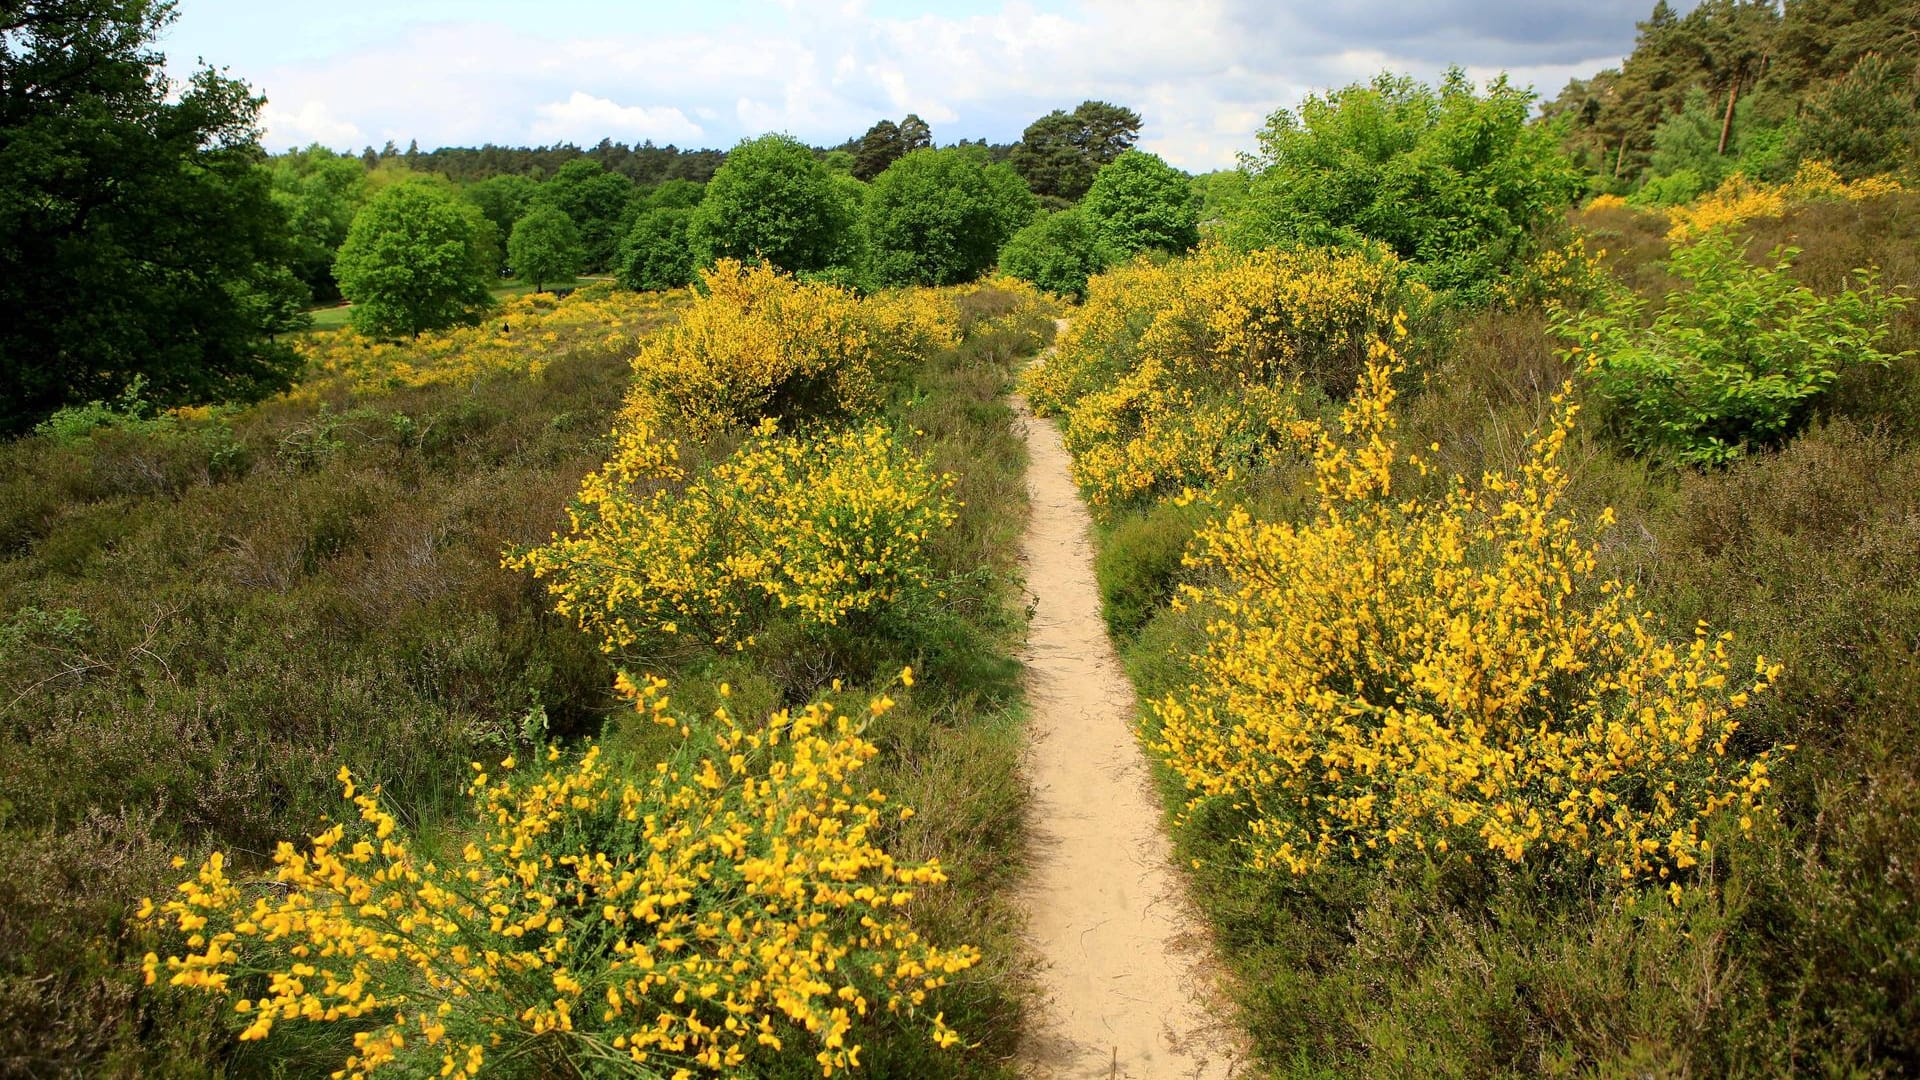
[508,418,957,658]
[1489,230,1613,313]
[1151,331,1786,898]
[1021,245,1427,508]
[1665,160,1905,242]
[292,284,679,400]
[143,672,976,1079]
[625,260,904,436]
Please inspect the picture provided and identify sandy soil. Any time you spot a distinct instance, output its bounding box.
[1013,327,1241,1079]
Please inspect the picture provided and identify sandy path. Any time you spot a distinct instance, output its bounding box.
[1013,323,1240,1080]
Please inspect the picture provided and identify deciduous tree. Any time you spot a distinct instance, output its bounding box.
[507,206,584,291]
[688,133,856,274]
[864,148,1036,287]
[617,207,695,291]
[0,0,308,433]
[1082,150,1199,256]
[334,181,493,337]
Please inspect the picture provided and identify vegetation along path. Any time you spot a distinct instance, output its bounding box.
[1014,322,1239,1079]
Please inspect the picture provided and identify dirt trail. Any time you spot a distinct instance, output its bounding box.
[1014,321,1240,1079]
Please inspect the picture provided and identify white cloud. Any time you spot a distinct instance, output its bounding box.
[530,92,704,145]
[259,99,362,149]
[215,1,1647,171]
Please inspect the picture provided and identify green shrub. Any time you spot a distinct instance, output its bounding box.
[996,207,1112,300]
[1082,149,1200,257]
[1560,229,1909,464]
[863,147,1036,287]
[1228,69,1582,299]
[1093,500,1206,639]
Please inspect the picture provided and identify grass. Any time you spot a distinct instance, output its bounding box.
[299,276,617,333]
[1,281,1057,1077]
[1084,192,1920,1078]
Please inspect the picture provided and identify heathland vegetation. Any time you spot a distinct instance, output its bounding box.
[3,0,1919,1076]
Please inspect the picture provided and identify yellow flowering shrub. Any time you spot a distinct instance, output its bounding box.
[625,260,895,436]
[1022,246,1426,507]
[1153,333,1786,896]
[1489,231,1612,312]
[144,674,977,1078]
[508,419,957,656]
[1666,160,1906,241]
[292,284,678,400]
[862,287,963,362]
[1584,193,1630,212]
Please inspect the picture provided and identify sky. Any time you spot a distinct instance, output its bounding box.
[159,0,1673,171]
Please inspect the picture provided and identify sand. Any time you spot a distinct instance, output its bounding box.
[1012,325,1241,1079]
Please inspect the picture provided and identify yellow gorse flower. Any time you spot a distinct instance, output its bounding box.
[507,418,958,656]
[143,675,976,1078]
[621,259,960,437]
[291,283,681,400]
[1021,245,1427,508]
[1665,160,1905,242]
[1152,332,1785,890]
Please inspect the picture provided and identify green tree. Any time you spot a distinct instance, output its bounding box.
[507,207,584,291]
[997,207,1112,300]
[688,133,856,274]
[1793,53,1920,179]
[644,178,704,211]
[0,0,310,434]
[464,174,537,243]
[852,119,902,180]
[1082,149,1199,256]
[334,181,493,337]
[270,145,367,303]
[863,148,1036,287]
[1231,70,1581,297]
[1009,100,1143,202]
[617,207,695,291]
[528,159,634,273]
[851,114,934,181]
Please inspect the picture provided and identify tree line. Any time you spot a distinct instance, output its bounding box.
[1544,0,1919,199]
[0,0,1173,431]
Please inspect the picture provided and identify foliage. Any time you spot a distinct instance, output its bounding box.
[0,325,648,1073]
[1548,0,1918,189]
[623,260,951,437]
[1641,87,1738,202]
[527,159,636,274]
[270,144,369,303]
[144,672,975,1079]
[1022,245,1428,507]
[1561,229,1908,464]
[291,284,678,399]
[1008,100,1142,203]
[1081,150,1200,257]
[334,181,496,338]
[511,421,957,658]
[852,114,934,180]
[1792,52,1920,181]
[1230,70,1583,297]
[1156,341,1784,887]
[464,173,538,243]
[617,207,696,292]
[863,149,1037,287]
[507,207,585,292]
[688,134,857,275]
[642,178,704,212]
[0,0,308,434]
[1663,159,1907,241]
[995,208,1112,300]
